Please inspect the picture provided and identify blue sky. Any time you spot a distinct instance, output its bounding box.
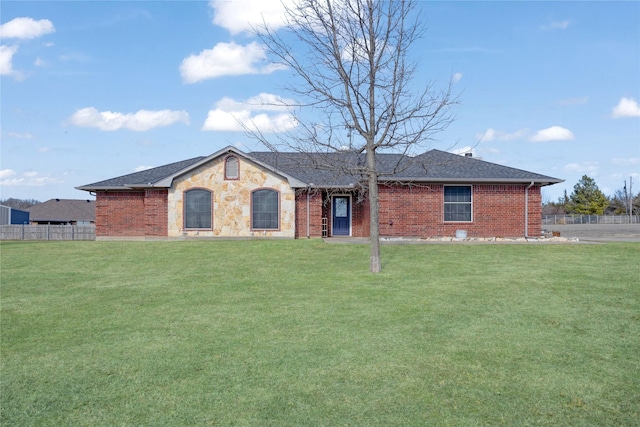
[1,0,639,203]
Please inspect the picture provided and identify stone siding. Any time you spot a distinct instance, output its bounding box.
[168,156,296,238]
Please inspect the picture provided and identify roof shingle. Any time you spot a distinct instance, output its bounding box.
[27,199,95,222]
[77,147,562,191]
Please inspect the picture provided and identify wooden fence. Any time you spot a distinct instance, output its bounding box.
[0,225,96,241]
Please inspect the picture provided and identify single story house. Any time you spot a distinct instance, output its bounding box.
[27,199,96,225]
[77,146,562,240]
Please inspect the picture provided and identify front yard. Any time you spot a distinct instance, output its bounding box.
[1,240,638,425]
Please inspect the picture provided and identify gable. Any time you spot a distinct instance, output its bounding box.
[166,153,296,237]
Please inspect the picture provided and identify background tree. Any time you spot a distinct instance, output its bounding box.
[254,0,456,272]
[606,188,629,215]
[609,180,640,216]
[0,198,40,210]
[542,189,569,215]
[567,175,609,215]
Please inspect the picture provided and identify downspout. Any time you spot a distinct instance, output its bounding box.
[306,187,310,238]
[525,181,535,238]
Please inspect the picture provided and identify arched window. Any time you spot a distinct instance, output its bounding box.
[251,189,279,230]
[184,189,212,229]
[225,156,239,179]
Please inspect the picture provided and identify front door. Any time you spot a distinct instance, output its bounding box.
[332,196,351,236]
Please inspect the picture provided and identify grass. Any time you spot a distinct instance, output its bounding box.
[1,240,639,426]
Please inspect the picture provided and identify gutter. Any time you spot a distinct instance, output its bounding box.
[525,181,535,238]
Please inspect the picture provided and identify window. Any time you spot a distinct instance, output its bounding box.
[444,186,472,222]
[225,156,239,179]
[252,189,279,230]
[185,189,212,229]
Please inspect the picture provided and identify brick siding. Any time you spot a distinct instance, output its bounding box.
[97,184,542,239]
[96,190,168,238]
[294,184,543,239]
[144,189,168,236]
[295,191,324,238]
[376,183,542,238]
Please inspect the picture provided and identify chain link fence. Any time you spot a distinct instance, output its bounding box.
[543,215,640,225]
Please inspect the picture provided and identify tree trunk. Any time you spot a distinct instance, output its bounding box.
[367,147,381,273]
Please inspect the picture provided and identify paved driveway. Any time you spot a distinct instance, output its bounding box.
[544,224,640,242]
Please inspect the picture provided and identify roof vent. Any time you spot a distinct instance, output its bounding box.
[55,198,60,201]
[464,153,473,157]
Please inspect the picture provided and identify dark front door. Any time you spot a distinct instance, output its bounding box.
[332,196,350,236]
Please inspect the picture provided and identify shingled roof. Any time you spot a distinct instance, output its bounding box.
[27,199,95,223]
[78,156,205,190]
[77,146,562,191]
[249,149,563,186]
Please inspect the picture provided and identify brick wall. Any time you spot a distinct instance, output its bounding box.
[295,190,324,238]
[376,183,543,238]
[351,197,369,237]
[144,189,168,236]
[96,190,168,238]
[95,191,146,237]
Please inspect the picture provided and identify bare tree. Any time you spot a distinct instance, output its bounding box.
[253,0,456,272]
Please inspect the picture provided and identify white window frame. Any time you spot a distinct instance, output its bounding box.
[443,185,473,222]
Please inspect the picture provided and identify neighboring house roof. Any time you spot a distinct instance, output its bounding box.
[77,145,563,191]
[27,199,96,223]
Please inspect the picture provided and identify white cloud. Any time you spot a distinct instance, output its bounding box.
[452,72,463,83]
[0,17,55,39]
[612,97,640,118]
[7,132,34,139]
[0,45,19,76]
[564,162,599,175]
[134,165,154,172]
[612,157,640,166]
[451,146,474,156]
[59,52,91,63]
[202,93,298,133]
[180,41,285,83]
[0,169,16,179]
[477,128,527,142]
[540,20,570,31]
[216,93,296,112]
[209,0,294,34]
[530,126,575,142]
[0,170,61,186]
[478,128,496,142]
[69,107,190,131]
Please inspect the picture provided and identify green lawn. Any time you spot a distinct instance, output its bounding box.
[1,240,639,426]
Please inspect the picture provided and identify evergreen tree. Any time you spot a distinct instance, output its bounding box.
[567,175,609,214]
